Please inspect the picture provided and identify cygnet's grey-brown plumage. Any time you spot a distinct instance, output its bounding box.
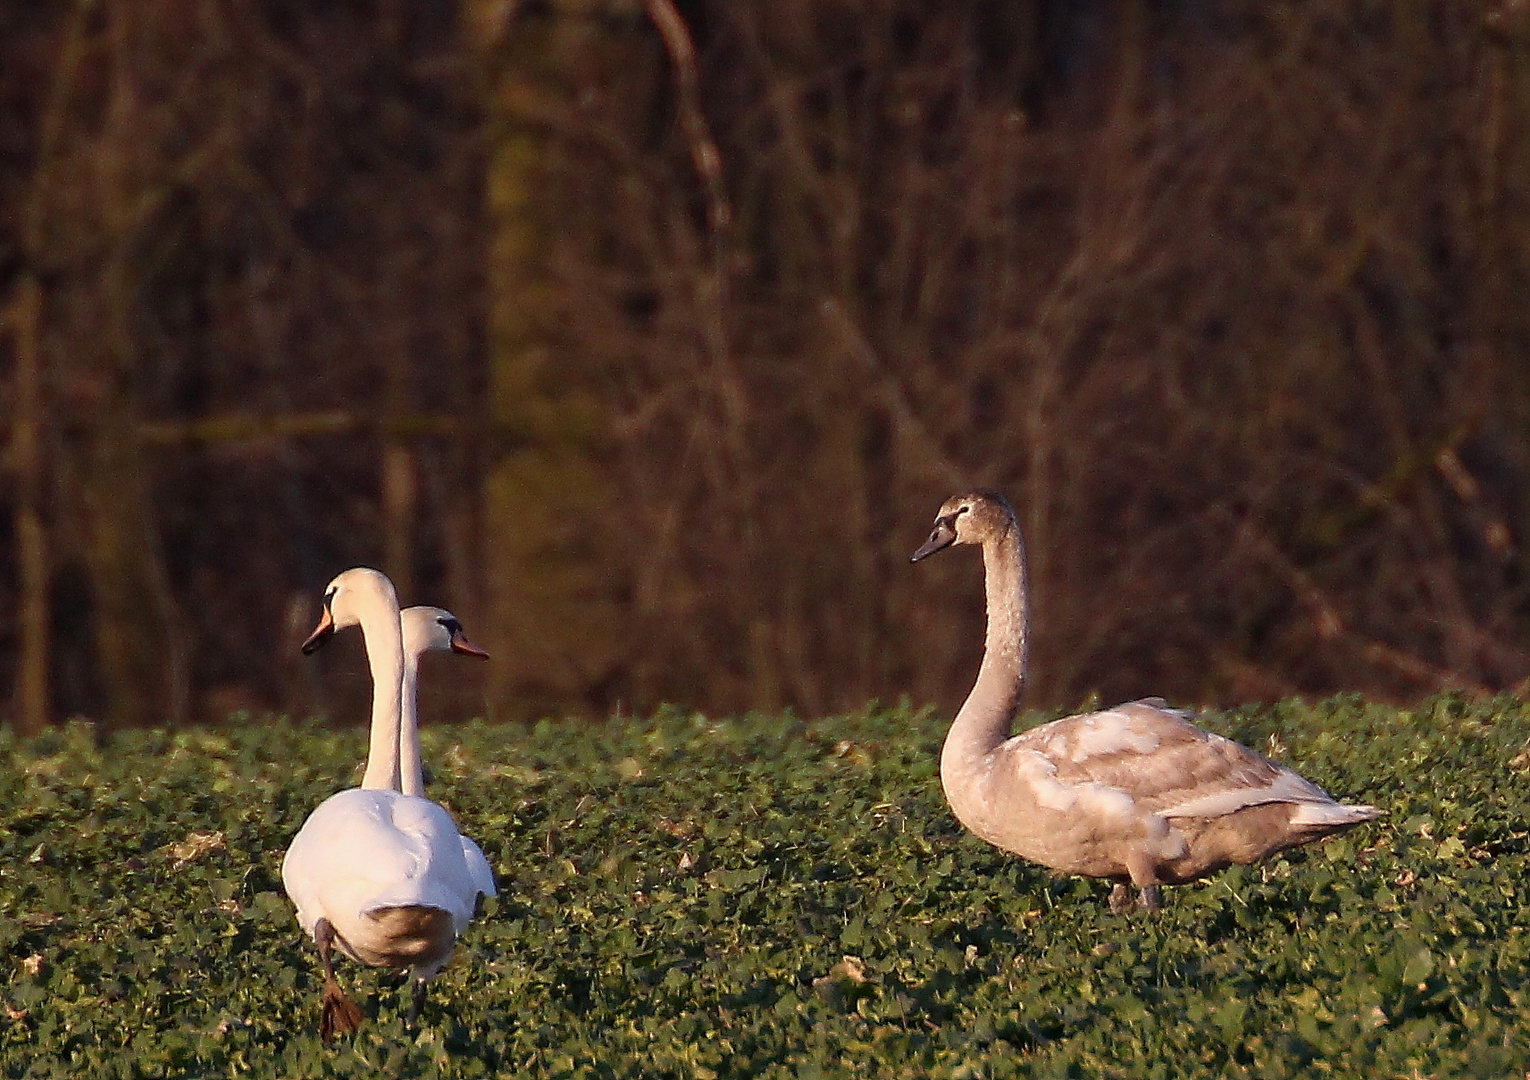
[912,490,1381,910]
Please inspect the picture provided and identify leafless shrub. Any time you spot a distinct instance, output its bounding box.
[2,0,1527,729]
[532,0,1530,717]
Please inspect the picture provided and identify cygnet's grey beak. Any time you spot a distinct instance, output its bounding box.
[911,517,958,562]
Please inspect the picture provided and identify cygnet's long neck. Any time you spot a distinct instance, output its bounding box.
[356,592,406,792]
[941,519,1029,786]
[398,649,425,798]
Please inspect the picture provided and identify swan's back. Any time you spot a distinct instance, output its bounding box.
[283,788,487,937]
[1016,699,1335,819]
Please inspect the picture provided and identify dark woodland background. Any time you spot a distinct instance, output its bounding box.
[3,0,1530,734]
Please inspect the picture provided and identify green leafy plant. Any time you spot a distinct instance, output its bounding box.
[3,695,1529,1077]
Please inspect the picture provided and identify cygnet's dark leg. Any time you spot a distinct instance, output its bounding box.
[1120,854,1165,914]
[1108,884,1135,913]
[407,978,428,1027]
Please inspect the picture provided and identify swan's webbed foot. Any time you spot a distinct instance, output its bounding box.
[316,918,364,1045]
[407,978,427,1028]
[320,981,365,1044]
[1109,883,1163,913]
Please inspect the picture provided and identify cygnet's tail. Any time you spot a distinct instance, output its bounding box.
[1289,801,1384,830]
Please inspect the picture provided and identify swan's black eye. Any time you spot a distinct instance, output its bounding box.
[440,617,462,634]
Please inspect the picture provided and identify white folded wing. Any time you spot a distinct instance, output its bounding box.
[283,787,496,950]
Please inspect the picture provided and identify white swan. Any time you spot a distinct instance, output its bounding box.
[912,490,1381,911]
[399,605,496,888]
[398,605,489,798]
[282,568,497,1042]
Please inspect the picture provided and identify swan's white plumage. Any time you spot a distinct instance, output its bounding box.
[460,836,496,903]
[394,605,497,903]
[282,570,495,1038]
[283,788,487,972]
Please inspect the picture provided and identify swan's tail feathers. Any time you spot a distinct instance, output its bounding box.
[361,904,457,968]
[1290,801,1384,829]
[362,879,474,922]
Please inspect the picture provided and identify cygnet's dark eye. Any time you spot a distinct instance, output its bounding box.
[936,505,970,532]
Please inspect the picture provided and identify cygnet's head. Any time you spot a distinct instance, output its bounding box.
[910,490,1016,562]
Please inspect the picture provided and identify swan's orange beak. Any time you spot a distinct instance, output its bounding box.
[449,629,490,659]
[301,606,336,655]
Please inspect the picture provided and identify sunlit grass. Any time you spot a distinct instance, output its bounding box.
[3,695,1528,1078]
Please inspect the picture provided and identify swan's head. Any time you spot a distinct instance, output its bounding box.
[301,567,398,654]
[401,606,490,660]
[910,490,1015,562]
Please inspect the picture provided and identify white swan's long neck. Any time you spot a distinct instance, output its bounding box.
[356,593,406,791]
[941,521,1028,784]
[399,653,424,798]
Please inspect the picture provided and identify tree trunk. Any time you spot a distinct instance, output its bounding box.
[9,275,50,735]
[468,2,630,717]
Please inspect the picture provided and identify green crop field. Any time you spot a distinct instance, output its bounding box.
[4,695,1530,1078]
